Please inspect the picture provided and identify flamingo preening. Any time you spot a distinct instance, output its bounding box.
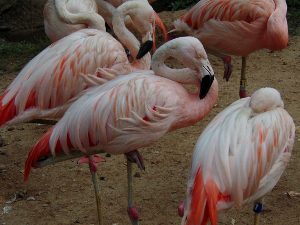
[180,87,295,225]
[44,0,167,45]
[24,37,218,225]
[0,1,158,127]
[172,0,288,98]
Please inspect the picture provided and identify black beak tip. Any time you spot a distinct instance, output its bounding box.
[136,40,153,59]
[200,75,214,99]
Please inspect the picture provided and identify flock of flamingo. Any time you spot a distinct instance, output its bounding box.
[0,0,295,225]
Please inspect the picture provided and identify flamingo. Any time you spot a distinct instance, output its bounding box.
[0,0,159,127]
[44,0,168,45]
[172,0,288,98]
[23,37,218,224]
[180,87,295,225]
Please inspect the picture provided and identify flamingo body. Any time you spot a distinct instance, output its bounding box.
[0,29,135,126]
[24,71,218,180]
[44,0,99,42]
[182,87,295,225]
[174,0,288,56]
[23,37,219,180]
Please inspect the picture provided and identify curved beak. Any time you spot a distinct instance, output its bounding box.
[136,40,153,59]
[199,59,215,99]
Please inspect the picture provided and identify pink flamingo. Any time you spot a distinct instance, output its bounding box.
[44,0,167,44]
[0,1,158,127]
[172,0,288,98]
[23,37,218,224]
[180,87,295,225]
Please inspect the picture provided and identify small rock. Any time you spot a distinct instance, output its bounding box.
[26,196,36,201]
[0,136,5,147]
[105,153,111,157]
[0,151,6,156]
[134,172,141,178]
[6,127,14,131]
[100,176,105,181]
[42,204,49,207]
[3,205,12,214]
[0,164,6,171]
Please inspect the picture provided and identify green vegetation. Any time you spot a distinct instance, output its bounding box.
[0,38,49,74]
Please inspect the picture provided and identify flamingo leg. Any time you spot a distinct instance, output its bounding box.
[239,56,248,98]
[125,150,144,225]
[79,155,105,225]
[253,197,264,225]
[206,49,233,81]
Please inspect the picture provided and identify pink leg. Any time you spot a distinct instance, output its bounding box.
[178,202,184,217]
[222,56,233,81]
[125,150,144,225]
[78,155,105,225]
[206,49,233,81]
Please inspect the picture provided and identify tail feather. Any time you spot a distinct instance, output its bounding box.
[24,128,75,181]
[185,169,219,225]
[0,90,37,126]
[0,93,17,126]
[24,128,54,181]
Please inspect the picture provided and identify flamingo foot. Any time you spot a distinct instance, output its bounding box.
[125,150,145,170]
[178,202,184,217]
[78,154,105,173]
[127,206,139,222]
[222,56,233,81]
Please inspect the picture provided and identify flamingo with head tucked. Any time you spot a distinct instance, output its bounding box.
[44,0,168,45]
[180,87,295,225]
[0,0,158,127]
[172,0,288,98]
[23,37,218,225]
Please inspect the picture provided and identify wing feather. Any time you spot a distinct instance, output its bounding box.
[48,72,179,155]
[187,97,295,211]
[1,29,128,121]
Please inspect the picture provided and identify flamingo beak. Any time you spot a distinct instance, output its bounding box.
[200,75,214,99]
[136,40,153,59]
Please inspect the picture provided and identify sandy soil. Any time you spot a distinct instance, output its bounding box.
[0,11,300,225]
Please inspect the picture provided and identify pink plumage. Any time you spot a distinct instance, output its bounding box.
[174,0,288,56]
[0,29,144,126]
[24,37,218,181]
[182,87,295,225]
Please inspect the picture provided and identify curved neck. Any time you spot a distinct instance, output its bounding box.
[112,2,141,58]
[55,0,106,31]
[151,44,198,84]
[95,0,116,28]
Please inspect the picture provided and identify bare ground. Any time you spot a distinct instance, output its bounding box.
[0,11,300,225]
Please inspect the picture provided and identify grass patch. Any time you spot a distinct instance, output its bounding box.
[0,38,49,75]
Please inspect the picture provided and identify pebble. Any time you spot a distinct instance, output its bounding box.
[3,205,12,214]
[105,153,111,157]
[0,136,5,147]
[6,127,14,131]
[134,172,141,178]
[26,196,36,201]
[0,164,6,171]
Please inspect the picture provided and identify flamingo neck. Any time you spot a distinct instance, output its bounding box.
[265,0,288,50]
[112,3,141,58]
[55,0,106,31]
[151,44,198,84]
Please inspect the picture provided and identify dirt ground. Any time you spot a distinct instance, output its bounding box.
[0,11,300,225]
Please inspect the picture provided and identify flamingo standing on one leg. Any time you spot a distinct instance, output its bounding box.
[180,87,295,225]
[44,0,167,44]
[0,0,159,127]
[172,0,288,98]
[23,37,218,224]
